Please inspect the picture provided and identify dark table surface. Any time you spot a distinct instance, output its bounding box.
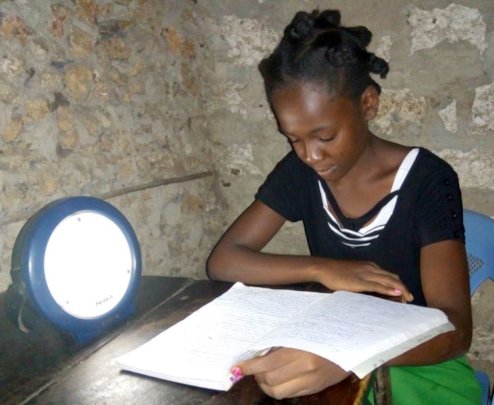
[0,276,371,405]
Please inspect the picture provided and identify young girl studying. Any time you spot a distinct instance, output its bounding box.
[206,9,482,404]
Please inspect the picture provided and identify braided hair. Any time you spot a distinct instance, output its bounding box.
[259,10,389,101]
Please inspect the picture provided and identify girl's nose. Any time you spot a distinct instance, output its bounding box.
[300,141,322,165]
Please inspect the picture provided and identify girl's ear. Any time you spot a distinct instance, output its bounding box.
[360,86,380,121]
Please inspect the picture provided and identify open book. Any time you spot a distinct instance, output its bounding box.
[116,283,454,391]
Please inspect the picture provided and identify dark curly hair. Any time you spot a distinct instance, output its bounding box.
[259,9,389,101]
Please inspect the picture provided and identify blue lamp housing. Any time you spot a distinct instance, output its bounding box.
[7,196,142,343]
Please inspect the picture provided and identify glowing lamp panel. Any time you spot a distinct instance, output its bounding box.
[44,212,133,319]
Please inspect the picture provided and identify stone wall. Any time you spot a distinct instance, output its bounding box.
[0,0,492,383]
[0,0,220,290]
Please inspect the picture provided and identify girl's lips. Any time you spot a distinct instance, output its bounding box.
[315,165,336,176]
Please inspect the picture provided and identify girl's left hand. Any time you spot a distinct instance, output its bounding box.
[233,348,351,399]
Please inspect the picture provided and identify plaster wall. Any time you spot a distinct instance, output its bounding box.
[0,0,492,384]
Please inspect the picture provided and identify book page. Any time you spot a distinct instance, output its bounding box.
[117,284,453,389]
[248,291,454,377]
[116,283,324,390]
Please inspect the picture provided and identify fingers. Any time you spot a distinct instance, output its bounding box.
[236,348,289,378]
[256,374,319,399]
[363,280,414,302]
[233,349,350,399]
[321,260,413,301]
[347,264,414,302]
[361,271,414,302]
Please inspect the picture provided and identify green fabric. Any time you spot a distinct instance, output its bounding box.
[366,356,482,405]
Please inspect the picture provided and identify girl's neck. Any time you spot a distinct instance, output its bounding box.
[325,136,411,219]
[329,133,383,188]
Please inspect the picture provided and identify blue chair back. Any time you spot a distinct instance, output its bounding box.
[464,209,494,295]
[463,209,494,405]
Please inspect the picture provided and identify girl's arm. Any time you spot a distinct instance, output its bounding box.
[207,200,412,299]
[385,239,472,365]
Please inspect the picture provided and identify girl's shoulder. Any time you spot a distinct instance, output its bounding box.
[414,147,459,176]
[379,141,458,178]
[398,147,460,199]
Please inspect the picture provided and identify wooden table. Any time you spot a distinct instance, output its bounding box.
[0,277,374,404]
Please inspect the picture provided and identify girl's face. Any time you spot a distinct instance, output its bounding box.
[270,81,377,183]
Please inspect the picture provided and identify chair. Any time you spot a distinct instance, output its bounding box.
[464,209,494,405]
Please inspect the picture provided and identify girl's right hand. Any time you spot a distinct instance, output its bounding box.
[314,260,414,302]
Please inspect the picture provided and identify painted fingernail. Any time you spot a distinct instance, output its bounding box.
[229,367,244,383]
[231,367,243,376]
[393,288,402,295]
[229,374,244,383]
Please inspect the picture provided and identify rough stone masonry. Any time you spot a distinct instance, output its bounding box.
[0,0,492,382]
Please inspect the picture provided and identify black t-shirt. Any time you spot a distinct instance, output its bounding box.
[255,148,464,307]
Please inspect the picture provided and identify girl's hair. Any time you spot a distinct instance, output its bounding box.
[259,9,389,101]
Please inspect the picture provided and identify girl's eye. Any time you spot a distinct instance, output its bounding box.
[286,138,299,144]
[319,136,335,142]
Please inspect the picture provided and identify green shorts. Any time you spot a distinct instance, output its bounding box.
[365,356,482,405]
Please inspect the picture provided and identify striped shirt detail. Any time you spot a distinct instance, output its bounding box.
[319,148,420,248]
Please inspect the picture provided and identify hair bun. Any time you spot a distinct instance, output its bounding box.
[326,44,357,67]
[285,11,314,41]
[369,54,389,78]
[312,31,359,68]
[314,10,341,29]
[343,26,372,47]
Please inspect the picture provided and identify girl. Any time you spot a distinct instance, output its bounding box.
[207,9,481,404]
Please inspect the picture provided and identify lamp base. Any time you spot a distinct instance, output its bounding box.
[5,283,134,344]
